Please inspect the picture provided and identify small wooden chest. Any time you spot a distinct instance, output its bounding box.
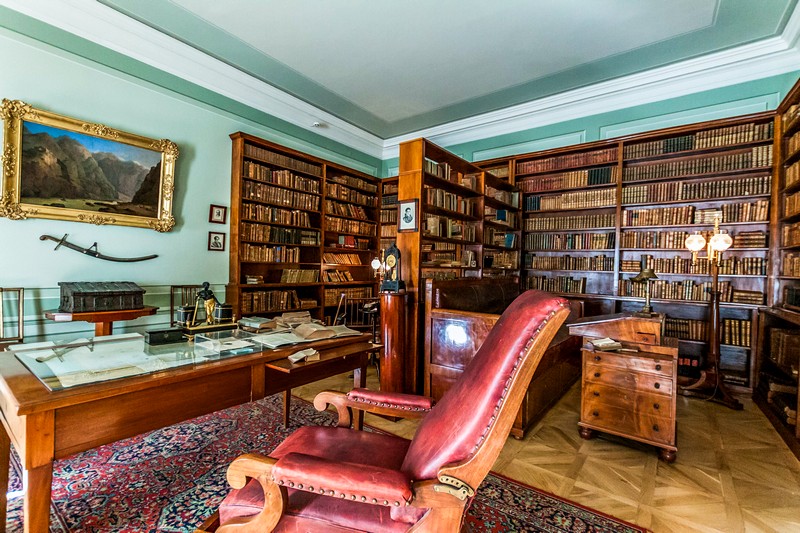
[58,282,145,313]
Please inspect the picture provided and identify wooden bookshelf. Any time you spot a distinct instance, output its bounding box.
[397,138,486,393]
[754,77,800,459]
[228,133,379,323]
[475,112,778,392]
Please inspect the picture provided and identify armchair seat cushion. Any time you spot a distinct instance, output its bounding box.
[219,426,414,531]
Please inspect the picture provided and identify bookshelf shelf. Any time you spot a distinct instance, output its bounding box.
[422,204,481,222]
[623,138,774,164]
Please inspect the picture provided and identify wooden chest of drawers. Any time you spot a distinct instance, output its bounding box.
[580,347,678,461]
[569,313,679,462]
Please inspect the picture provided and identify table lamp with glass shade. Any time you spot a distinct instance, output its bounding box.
[682,219,742,410]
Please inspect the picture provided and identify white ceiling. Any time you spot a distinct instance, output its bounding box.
[168,0,718,124]
[2,0,800,160]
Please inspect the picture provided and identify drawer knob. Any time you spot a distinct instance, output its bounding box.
[653,424,659,432]
[654,382,661,389]
[654,403,660,410]
[593,391,600,397]
[592,410,599,417]
[655,364,662,371]
[594,372,600,378]
[594,355,601,361]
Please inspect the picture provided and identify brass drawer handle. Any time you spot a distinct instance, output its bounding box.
[592,411,599,417]
[654,382,660,389]
[655,364,662,371]
[593,391,600,397]
[653,424,659,432]
[654,403,660,410]
[594,355,601,361]
[594,372,600,378]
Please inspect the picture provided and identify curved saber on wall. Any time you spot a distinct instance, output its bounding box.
[39,234,158,262]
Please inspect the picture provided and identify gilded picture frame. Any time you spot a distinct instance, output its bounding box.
[0,99,178,232]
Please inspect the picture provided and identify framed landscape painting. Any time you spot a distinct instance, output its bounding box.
[0,99,179,231]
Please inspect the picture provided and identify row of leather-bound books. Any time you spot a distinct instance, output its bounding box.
[244,144,323,177]
[623,121,773,159]
[243,161,320,193]
[243,181,320,211]
[622,145,773,181]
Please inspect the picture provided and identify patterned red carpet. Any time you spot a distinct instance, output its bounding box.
[7,395,647,532]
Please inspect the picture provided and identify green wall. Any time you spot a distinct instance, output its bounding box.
[0,19,379,340]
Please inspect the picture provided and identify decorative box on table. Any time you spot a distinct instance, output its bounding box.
[194,329,262,357]
[58,281,145,313]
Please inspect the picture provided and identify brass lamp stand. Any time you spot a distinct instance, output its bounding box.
[682,219,743,410]
[631,263,658,317]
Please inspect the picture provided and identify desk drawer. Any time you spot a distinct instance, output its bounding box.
[584,363,673,396]
[583,382,674,418]
[583,351,674,378]
[581,402,675,446]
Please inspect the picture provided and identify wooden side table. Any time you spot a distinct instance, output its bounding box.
[44,306,159,336]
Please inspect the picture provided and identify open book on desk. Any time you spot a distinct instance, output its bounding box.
[252,324,361,349]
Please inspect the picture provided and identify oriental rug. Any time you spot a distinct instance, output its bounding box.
[7,395,646,532]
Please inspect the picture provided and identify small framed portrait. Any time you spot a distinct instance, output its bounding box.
[397,199,418,233]
[209,204,227,224]
[208,231,226,251]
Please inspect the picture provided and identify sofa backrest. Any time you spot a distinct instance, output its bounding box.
[428,278,520,314]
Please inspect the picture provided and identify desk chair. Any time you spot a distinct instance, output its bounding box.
[334,294,381,375]
[197,290,571,532]
[0,288,24,349]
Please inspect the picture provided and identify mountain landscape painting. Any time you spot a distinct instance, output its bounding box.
[20,121,163,218]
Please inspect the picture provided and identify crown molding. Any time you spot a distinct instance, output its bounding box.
[381,14,800,160]
[5,0,799,166]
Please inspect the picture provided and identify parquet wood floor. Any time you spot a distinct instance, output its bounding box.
[294,368,800,532]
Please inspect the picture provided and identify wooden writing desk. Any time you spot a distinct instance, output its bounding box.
[0,333,372,533]
[43,306,158,336]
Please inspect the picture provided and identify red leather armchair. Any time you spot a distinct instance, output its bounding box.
[197,290,570,532]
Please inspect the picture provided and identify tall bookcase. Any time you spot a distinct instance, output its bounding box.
[755,77,800,458]
[396,138,486,393]
[475,111,777,393]
[228,132,379,324]
[482,164,521,278]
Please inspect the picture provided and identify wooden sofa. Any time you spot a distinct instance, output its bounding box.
[423,278,582,439]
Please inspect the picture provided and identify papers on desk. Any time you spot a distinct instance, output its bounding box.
[252,324,361,349]
[10,333,196,390]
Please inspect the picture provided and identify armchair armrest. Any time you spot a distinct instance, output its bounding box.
[272,452,413,507]
[213,454,286,532]
[314,388,434,429]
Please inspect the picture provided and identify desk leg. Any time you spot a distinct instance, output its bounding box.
[0,426,9,533]
[24,463,53,533]
[283,389,291,428]
[353,364,367,431]
[94,321,113,337]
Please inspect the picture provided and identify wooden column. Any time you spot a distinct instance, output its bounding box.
[380,291,408,393]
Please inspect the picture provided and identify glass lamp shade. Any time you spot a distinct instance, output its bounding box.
[709,232,733,253]
[685,233,707,252]
[371,258,382,270]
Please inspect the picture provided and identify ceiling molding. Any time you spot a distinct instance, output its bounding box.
[1,0,387,158]
[4,0,799,166]
[381,13,800,160]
